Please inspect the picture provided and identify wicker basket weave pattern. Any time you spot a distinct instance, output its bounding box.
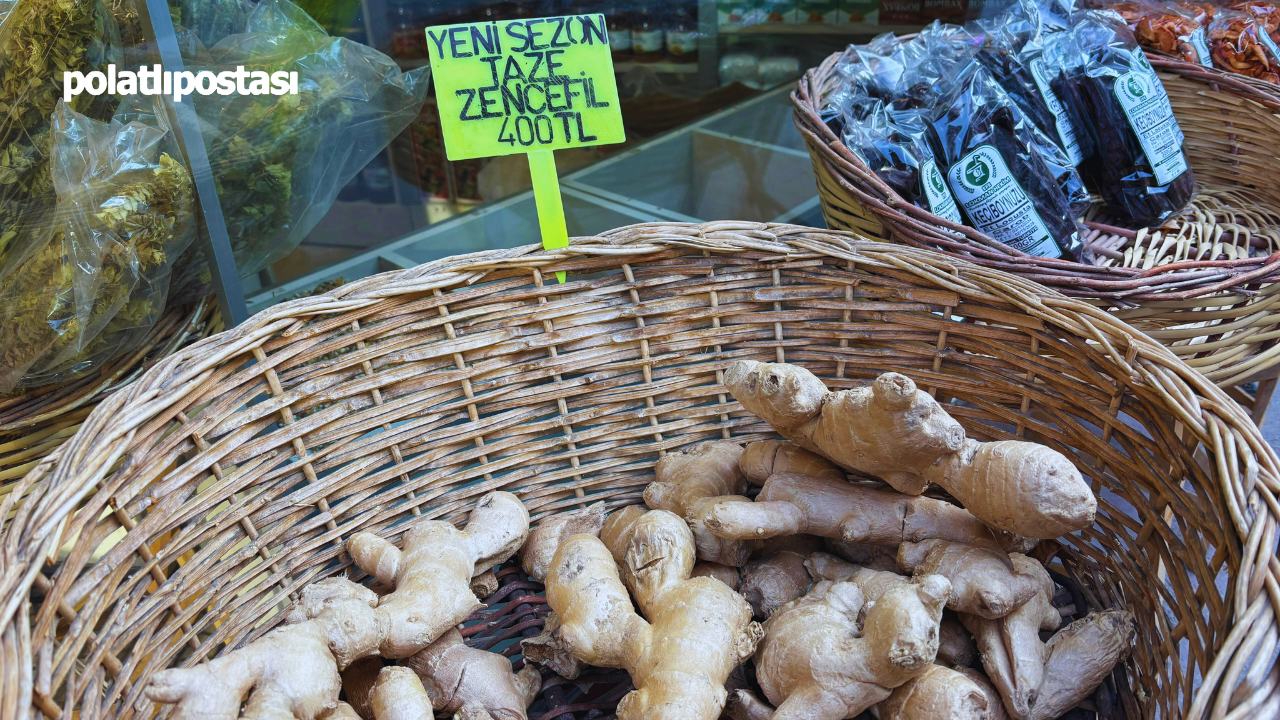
[793,50,1280,399]
[0,223,1275,719]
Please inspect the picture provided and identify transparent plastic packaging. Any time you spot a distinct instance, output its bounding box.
[1057,10,1197,224]
[0,98,194,390]
[168,0,430,300]
[1208,7,1280,82]
[841,100,963,223]
[928,61,1091,260]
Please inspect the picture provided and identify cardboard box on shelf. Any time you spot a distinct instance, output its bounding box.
[718,0,751,26]
[921,0,965,21]
[797,0,838,24]
[878,0,921,23]
[760,0,798,23]
[840,0,879,22]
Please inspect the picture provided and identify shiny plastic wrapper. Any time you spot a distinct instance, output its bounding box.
[1208,7,1280,81]
[928,61,1090,260]
[0,99,194,390]
[842,100,963,223]
[168,0,429,300]
[1058,10,1197,224]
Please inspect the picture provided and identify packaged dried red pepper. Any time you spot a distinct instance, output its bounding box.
[1208,8,1280,83]
[1058,10,1197,224]
[928,60,1090,260]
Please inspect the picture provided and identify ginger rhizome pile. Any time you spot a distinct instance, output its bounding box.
[734,573,951,719]
[724,361,1096,538]
[145,491,531,720]
[532,508,763,720]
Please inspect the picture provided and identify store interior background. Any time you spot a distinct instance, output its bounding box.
[261,0,959,293]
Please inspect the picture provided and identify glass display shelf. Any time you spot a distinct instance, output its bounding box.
[249,84,822,312]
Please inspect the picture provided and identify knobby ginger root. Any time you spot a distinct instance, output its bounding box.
[823,537,900,572]
[147,492,529,720]
[401,627,541,720]
[726,362,964,495]
[739,439,844,484]
[725,362,1096,538]
[146,577,379,720]
[923,439,1096,539]
[340,656,383,719]
[739,535,821,618]
[706,473,1003,550]
[519,502,607,582]
[347,491,530,659]
[961,556,1134,720]
[878,664,994,720]
[692,561,741,590]
[370,667,433,720]
[898,540,1040,619]
[530,509,762,720]
[747,574,951,720]
[644,441,754,565]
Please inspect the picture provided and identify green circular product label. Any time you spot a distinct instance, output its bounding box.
[1126,75,1146,97]
[964,156,991,187]
[930,169,946,194]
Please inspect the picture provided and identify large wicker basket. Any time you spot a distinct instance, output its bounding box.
[793,51,1280,420]
[0,223,1276,720]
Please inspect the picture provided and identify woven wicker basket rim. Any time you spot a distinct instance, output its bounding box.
[791,48,1280,300]
[2,222,1277,720]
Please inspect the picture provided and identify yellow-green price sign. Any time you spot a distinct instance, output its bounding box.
[427,15,627,282]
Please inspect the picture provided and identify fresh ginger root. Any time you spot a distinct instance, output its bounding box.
[923,439,1096,539]
[725,362,1095,538]
[744,573,951,720]
[739,439,845,485]
[692,561,741,590]
[519,502,607,582]
[726,362,965,495]
[370,667,433,720]
[705,472,1004,550]
[897,540,1043,619]
[878,664,998,720]
[531,508,762,720]
[401,627,541,720]
[147,492,529,720]
[347,491,530,659]
[938,614,979,669]
[146,577,380,720]
[960,556,1134,720]
[644,441,754,565]
[739,535,821,619]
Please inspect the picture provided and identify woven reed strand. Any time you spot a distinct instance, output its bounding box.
[793,50,1280,391]
[0,223,1275,720]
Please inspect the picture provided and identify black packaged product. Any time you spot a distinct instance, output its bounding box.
[977,31,1092,167]
[1057,10,1196,225]
[843,103,964,223]
[928,61,1090,261]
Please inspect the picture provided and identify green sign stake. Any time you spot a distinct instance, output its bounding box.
[427,14,627,282]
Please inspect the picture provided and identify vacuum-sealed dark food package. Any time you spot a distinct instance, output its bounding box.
[977,22,1091,166]
[929,61,1089,260]
[896,23,980,109]
[1209,9,1280,82]
[1062,10,1196,225]
[844,104,963,223]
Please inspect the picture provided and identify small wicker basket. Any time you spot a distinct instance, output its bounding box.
[793,51,1280,420]
[0,223,1275,720]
